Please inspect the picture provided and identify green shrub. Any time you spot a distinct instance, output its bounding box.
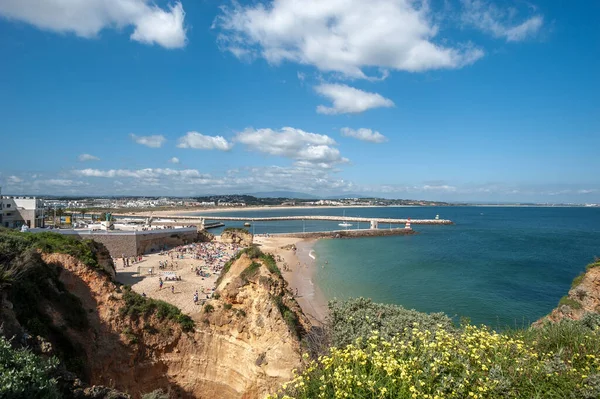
[272,295,302,338]
[269,320,600,399]
[143,324,159,335]
[0,236,91,377]
[240,261,261,284]
[586,258,600,271]
[570,259,600,288]
[0,228,105,274]
[204,304,214,313]
[260,253,281,276]
[0,335,61,399]
[571,272,585,288]
[223,303,233,310]
[243,245,263,259]
[119,286,195,332]
[122,327,138,344]
[328,297,453,348]
[142,389,169,399]
[213,292,221,300]
[558,295,582,309]
[215,258,235,286]
[177,315,195,332]
[580,312,600,330]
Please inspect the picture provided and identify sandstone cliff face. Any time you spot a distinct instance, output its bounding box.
[535,261,600,325]
[38,251,303,399]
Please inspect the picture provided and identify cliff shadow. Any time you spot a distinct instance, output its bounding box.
[46,255,193,399]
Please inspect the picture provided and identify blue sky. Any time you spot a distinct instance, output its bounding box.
[0,0,598,203]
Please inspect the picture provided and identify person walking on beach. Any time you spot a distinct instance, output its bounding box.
[159,277,163,290]
[171,286,175,294]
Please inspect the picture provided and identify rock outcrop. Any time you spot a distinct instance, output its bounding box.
[220,229,253,247]
[1,247,304,398]
[535,259,600,325]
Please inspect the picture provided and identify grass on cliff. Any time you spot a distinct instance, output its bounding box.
[559,295,583,310]
[0,228,101,271]
[571,258,600,289]
[272,295,303,339]
[269,298,600,399]
[240,261,261,284]
[215,246,281,287]
[120,286,195,332]
[0,229,92,378]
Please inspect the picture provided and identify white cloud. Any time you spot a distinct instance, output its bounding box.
[461,0,543,42]
[78,153,100,162]
[0,0,187,49]
[7,175,22,184]
[177,132,233,151]
[422,184,457,192]
[169,157,180,164]
[297,72,306,81]
[214,0,484,79]
[315,84,394,115]
[341,128,387,143]
[235,165,356,193]
[74,168,210,180]
[235,127,348,168]
[130,133,166,148]
[44,179,86,187]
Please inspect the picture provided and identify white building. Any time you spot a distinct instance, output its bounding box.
[0,191,45,228]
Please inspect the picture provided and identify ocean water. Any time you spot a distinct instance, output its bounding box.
[198,206,600,327]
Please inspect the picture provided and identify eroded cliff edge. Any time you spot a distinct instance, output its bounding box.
[0,237,306,398]
[535,258,600,325]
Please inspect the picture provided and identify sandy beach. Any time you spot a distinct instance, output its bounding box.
[114,240,240,320]
[114,231,329,326]
[253,235,329,325]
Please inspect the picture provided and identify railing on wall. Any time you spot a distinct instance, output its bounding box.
[29,227,198,236]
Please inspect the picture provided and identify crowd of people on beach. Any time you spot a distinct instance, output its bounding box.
[150,241,241,304]
[117,254,144,267]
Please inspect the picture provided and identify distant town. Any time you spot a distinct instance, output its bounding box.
[1,190,598,230]
[41,195,455,210]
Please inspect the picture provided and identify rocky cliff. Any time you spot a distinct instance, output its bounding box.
[220,229,253,247]
[535,259,600,325]
[1,245,305,398]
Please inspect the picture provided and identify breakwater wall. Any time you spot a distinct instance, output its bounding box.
[140,214,453,225]
[31,228,200,257]
[274,228,418,239]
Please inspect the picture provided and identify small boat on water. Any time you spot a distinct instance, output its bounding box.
[338,210,352,227]
[244,222,251,227]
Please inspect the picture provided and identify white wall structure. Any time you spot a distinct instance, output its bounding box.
[1,196,45,228]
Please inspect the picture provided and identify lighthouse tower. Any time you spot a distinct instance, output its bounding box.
[405,218,412,230]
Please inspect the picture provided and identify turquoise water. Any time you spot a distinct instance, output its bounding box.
[198,207,600,327]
